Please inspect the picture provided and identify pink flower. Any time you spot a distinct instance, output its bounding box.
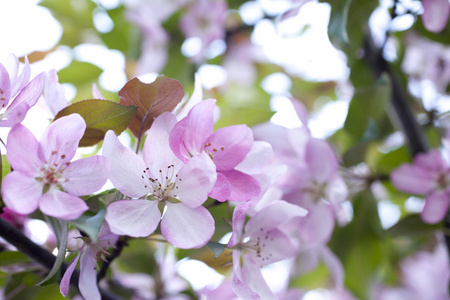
[43,69,68,116]
[421,0,450,34]
[227,201,307,299]
[391,149,450,223]
[179,0,227,62]
[2,113,110,220]
[103,112,217,249]
[0,54,46,127]
[60,223,119,300]
[170,99,260,202]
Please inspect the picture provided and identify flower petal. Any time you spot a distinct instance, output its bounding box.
[105,199,161,237]
[176,151,216,208]
[162,203,214,249]
[391,164,436,195]
[8,71,46,111]
[79,248,101,300]
[60,250,81,297]
[6,124,42,176]
[102,130,148,198]
[228,201,251,248]
[245,200,308,237]
[143,112,181,172]
[0,63,11,108]
[305,138,338,182]
[241,254,276,299]
[44,69,67,116]
[208,172,231,202]
[39,189,88,220]
[221,170,260,202]
[422,191,450,224]
[62,155,109,196]
[206,124,253,170]
[320,246,345,289]
[40,113,85,164]
[178,99,215,156]
[422,0,450,33]
[169,117,190,162]
[0,101,30,127]
[2,171,41,215]
[235,141,273,175]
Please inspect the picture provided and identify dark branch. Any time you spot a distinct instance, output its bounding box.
[0,217,124,300]
[97,236,129,282]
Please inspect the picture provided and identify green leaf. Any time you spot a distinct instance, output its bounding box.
[70,208,106,243]
[0,251,32,266]
[36,217,68,286]
[118,76,185,139]
[57,60,102,86]
[344,74,391,140]
[206,241,227,258]
[54,99,137,147]
[115,239,157,274]
[387,214,442,237]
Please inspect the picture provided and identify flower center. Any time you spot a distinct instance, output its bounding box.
[36,150,70,191]
[203,142,225,160]
[238,227,274,264]
[142,165,181,201]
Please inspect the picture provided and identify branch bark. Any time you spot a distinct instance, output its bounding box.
[0,217,125,300]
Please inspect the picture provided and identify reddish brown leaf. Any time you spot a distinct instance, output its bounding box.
[118,76,185,139]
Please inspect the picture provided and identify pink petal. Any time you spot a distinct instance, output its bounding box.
[143,112,182,173]
[7,54,30,97]
[39,189,88,220]
[235,141,273,175]
[40,113,86,164]
[245,200,308,237]
[208,172,231,202]
[179,99,215,156]
[102,131,148,198]
[61,155,109,196]
[290,97,309,128]
[60,250,81,297]
[231,271,260,300]
[2,171,41,215]
[162,203,214,249]
[422,0,450,33]
[241,254,275,299]
[79,248,101,300]
[6,124,42,176]
[305,138,338,182]
[176,151,216,208]
[169,117,190,162]
[92,83,105,99]
[250,228,298,265]
[8,72,46,110]
[391,164,436,195]
[206,124,253,170]
[298,201,334,246]
[320,246,345,289]
[44,69,67,116]
[422,191,450,224]
[221,170,260,202]
[0,63,12,108]
[415,149,446,172]
[0,101,30,127]
[105,199,161,237]
[228,201,251,248]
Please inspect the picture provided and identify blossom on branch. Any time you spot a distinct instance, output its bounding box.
[60,223,119,300]
[2,113,110,220]
[103,112,217,249]
[227,200,307,299]
[170,99,260,202]
[0,54,46,127]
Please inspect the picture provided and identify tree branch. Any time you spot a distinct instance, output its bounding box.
[0,217,125,300]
